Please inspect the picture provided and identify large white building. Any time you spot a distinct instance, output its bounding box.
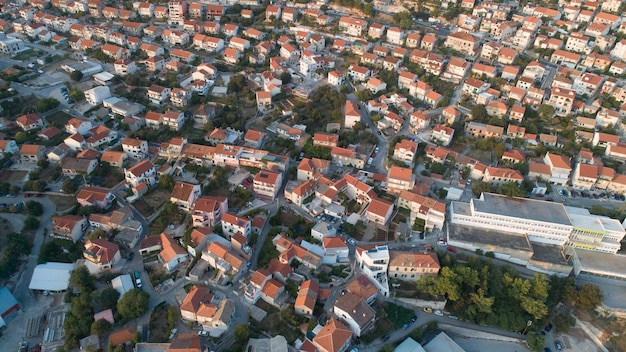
[450,193,573,246]
[84,86,111,105]
[450,193,625,254]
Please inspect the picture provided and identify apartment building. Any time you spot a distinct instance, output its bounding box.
[253,170,283,200]
[355,244,389,297]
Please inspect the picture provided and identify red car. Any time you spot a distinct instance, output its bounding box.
[446,246,456,253]
[35,194,43,197]
[24,193,33,198]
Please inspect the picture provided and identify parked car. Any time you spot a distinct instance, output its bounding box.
[545,323,553,332]
[382,334,390,342]
[135,278,142,288]
[134,271,141,279]
[402,323,410,329]
[127,252,134,261]
[434,310,444,316]
[198,330,209,336]
[437,237,447,246]
[554,341,562,350]
[347,238,356,246]
[422,307,433,313]
[446,246,456,253]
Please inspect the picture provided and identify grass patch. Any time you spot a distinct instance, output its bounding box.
[382,301,415,329]
[46,111,73,128]
[12,49,37,61]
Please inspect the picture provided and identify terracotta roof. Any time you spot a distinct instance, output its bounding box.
[388,166,413,181]
[389,251,440,269]
[127,159,155,177]
[180,285,213,314]
[170,181,199,202]
[261,278,283,299]
[345,275,378,301]
[159,233,186,263]
[313,318,353,352]
[109,326,137,346]
[84,239,119,265]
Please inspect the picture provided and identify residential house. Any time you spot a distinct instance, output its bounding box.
[83,239,121,271]
[221,212,251,239]
[20,144,45,163]
[355,244,389,296]
[388,251,440,281]
[365,198,394,225]
[397,190,446,231]
[124,159,157,188]
[312,318,353,352]
[16,113,44,131]
[544,152,572,185]
[159,232,188,272]
[192,196,228,227]
[333,292,375,337]
[51,215,87,242]
[344,100,361,128]
[121,138,148,159]
[253,170,283,200]
[431,124,455,146]
[76,186,115,209]
[170,181,202,211]
[392,139,418,166]
[386,166,415,194]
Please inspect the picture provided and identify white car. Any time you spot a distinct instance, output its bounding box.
[434,310,444,316]
[347,238,356,246]
[198,330,209,336]
[135,278,143,288]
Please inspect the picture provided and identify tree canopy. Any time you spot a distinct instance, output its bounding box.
[117,289,150,322]
[416,255,551,331]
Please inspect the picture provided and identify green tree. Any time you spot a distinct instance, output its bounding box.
[62,178,79,193]
[576,284,603,311]
[538,104,555,120]
[100,287,120,310]
[355,89,373,101]
[159,174,176,191]
[234,324,249,343]
[472,180,494,197]
[70,266,96,292]
[70,70,83,81]
[117,289,149,321]
[15,131,27,144]
[227,74,246,93]
[0,182,9,194]
[279,71,292,84]
[526,332,545,352]
[91,318,112,336]
[69,87,85,102]
[470,104,488,121]
[35,97,60,113]
[24,200,44,216]
[553,314,576,332]
[23,216,40,230]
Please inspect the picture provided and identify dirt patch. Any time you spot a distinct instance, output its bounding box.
[38,166,62,184]
[149,304,174,343]
[134,189,171,218]
[98,171,124,188]
[279,211,301,227]
[450,143,468,154]
[466,149,492,164]
[0,169,28,182]
[48,194,77,212]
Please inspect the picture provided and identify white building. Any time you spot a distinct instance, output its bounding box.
[355,244,389,297]
[84,86,111,105]
[450,193,573,246]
